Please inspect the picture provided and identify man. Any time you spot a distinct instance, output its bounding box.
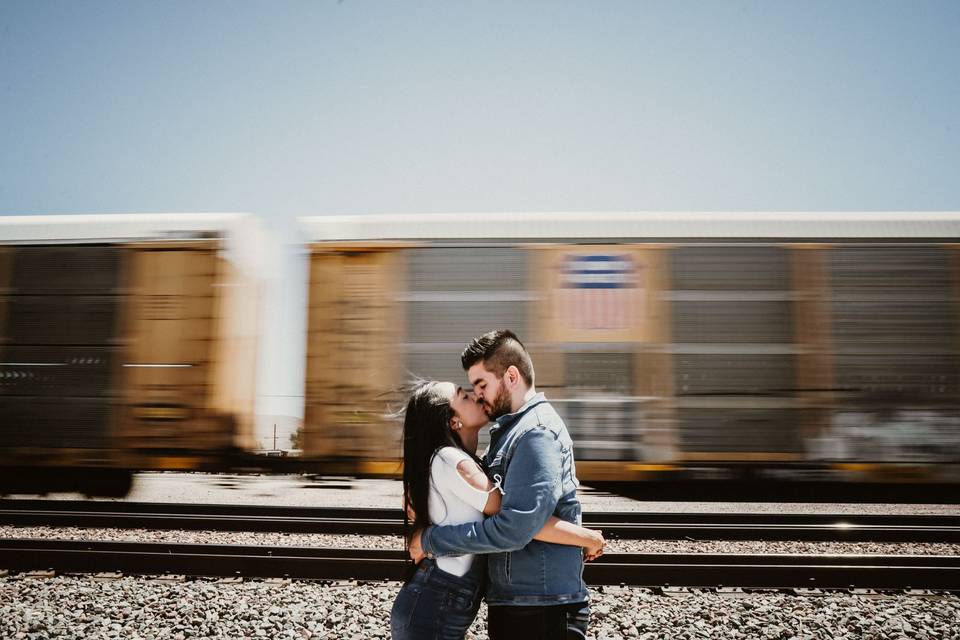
[409,329,590,639]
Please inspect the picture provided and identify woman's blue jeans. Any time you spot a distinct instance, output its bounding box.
[391,558,484,640]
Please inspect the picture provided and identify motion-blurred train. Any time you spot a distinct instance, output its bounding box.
[3,212,960,496]
[0,214,261,496]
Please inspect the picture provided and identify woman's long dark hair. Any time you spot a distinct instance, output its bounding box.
[400,380,480,546]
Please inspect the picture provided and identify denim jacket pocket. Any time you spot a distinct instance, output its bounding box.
[490,552,511,586]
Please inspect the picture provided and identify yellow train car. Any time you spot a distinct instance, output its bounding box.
[0,214,262,495]
[301,212,960,484]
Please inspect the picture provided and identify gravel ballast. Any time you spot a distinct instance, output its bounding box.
[5,473,959,638]
[1,575,957,640]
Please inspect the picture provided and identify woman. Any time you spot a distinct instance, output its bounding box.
[391,380,605,640]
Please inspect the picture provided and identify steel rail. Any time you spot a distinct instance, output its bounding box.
[3,500,960,542]
[0,538,958,591]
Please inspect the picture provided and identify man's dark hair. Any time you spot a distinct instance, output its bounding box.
[461,329,535,387]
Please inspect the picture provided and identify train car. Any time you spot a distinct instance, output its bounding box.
[300,212,960,484]
[0,213,262,496]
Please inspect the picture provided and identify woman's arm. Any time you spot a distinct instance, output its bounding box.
[455,459,503,515]
[456,460,605,560]
[532,517,605,560]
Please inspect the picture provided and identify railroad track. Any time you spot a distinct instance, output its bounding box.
[3,500,960,543]
[1,538,958,591]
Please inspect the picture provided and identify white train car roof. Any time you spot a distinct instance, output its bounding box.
[301,212,960,242]
[0,213,255,243]
[0,213,266,276]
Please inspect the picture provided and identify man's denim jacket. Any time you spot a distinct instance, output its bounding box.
[420,392,588,606]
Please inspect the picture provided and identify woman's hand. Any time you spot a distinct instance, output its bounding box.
[584,529,605,562]
[408,529,426,563]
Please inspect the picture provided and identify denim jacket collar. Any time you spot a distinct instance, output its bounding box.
[489,392,548,439]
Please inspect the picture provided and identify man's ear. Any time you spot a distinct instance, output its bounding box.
[505,365,521,388]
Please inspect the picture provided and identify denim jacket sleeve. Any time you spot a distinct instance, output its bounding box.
[420,427,562,556]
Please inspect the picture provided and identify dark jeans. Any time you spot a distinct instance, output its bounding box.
[391,558,484,640]
[488,602,590,640]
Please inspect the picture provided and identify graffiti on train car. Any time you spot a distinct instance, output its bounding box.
[810,406,960,463]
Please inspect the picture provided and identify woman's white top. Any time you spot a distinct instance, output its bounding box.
[428,446,490,577]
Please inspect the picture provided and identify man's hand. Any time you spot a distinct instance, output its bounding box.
[408,529,426,563]
[584,529,605,562]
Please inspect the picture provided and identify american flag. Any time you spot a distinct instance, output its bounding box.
[556,254,637,331]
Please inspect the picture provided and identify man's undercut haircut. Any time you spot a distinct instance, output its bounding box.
[461,329,535,387]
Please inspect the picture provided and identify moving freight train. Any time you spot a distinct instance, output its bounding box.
[300,212,960,484]
[0,214,261,495]
[3,212,960,495]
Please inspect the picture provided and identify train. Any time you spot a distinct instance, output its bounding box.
[0,214,261,496]
[3,212,960,496]
[300,212,960,487]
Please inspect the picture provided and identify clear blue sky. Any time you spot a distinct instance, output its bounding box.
[2,1,959,421]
